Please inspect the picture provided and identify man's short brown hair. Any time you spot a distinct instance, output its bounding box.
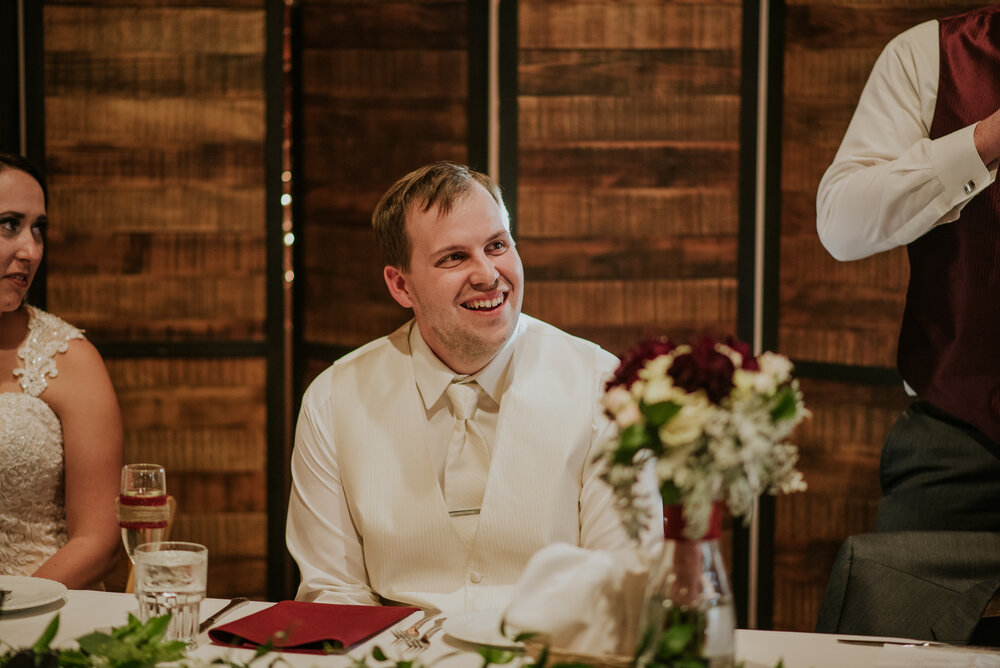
[372,161,508,271]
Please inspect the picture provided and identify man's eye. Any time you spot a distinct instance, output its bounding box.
[0,218,18,232]
[487,241,507,253]
[438,253,465,266]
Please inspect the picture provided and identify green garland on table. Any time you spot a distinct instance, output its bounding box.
[0,614,281,668]
[1,615,784,668]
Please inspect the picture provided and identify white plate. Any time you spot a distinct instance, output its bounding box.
[442,610,522,650]
[0,575,68,612]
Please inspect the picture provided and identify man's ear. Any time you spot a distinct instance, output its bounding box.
[384,265,414,308]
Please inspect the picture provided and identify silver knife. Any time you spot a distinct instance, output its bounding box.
[836,638,949,648]
[199,597,249,634]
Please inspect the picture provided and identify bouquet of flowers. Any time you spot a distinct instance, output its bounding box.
[598,335,809,540]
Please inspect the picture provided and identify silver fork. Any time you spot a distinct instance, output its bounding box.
[404,617,446,653]
[391,608,439,645]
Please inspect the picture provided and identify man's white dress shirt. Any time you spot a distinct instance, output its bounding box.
[286,314,659,611]
[816,18,997,261]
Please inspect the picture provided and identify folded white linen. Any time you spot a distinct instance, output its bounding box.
[501,543,651,656]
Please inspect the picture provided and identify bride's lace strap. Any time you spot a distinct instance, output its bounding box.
[13,307,85,397]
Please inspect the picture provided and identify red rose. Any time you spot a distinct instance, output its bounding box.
[606,338,677,391]
[668,336,735,404]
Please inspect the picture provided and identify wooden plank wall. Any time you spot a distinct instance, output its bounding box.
[42,0,269,599]
[299,0,470,384]
[517,0,743,357]
[775,0,983,631]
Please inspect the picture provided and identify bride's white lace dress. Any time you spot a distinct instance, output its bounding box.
[0,306,83,575]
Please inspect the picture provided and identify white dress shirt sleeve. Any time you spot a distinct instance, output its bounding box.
[815,19,995,261]
[286,371,379,605]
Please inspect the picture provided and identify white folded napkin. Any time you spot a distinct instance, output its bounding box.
[501,543,651,656]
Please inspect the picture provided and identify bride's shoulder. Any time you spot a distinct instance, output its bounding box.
[23,305,106,389]
[25,305,85,343]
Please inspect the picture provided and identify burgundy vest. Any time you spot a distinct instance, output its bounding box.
[899,5,1000,445]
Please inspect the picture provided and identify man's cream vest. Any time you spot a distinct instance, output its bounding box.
[328,315,617,611]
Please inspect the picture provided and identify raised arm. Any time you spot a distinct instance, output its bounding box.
[286,372,379,605]
[816,19,995,261]
[34,338,122,589]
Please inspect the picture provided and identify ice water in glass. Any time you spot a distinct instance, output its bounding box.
[134,541,207,647]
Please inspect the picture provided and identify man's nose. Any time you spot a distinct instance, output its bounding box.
[468,253,500,286]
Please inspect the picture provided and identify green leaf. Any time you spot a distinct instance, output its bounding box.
[660,481,681,506]
[477,646,516,666]
[371,646,387,661]
[660,623,695,656]
[641,400,682,427]
[31,616,59,654]
[769,387,798,422]
[618,422,649,448]
[512,631,539,643]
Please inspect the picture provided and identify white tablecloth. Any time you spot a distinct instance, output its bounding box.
[2,590,998,668]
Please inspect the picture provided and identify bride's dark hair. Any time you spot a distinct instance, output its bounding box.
[0,153,48,207]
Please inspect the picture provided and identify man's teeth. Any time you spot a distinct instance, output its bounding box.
[463,294,505,310]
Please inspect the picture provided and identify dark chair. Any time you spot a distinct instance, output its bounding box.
[815,532,1000,644]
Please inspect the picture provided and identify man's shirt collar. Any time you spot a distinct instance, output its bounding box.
[410,316,523,410]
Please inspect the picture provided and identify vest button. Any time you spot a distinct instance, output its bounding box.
[469,571,483,584]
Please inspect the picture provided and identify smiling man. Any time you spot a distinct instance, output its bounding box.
[286,162,658,612]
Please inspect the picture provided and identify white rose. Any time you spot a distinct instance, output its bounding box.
[640,354,673,381]
[658,396,711,447]
[615,403,643,429]
[601,386,634,416]
[642,377,675,405]
[758,352,793,385]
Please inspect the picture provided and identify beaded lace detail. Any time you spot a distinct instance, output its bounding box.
[0,307,83,575]
[14,307,84,397]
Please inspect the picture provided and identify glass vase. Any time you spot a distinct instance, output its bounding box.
[637,503,735,668]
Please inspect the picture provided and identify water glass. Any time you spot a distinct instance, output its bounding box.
[134,541,208,647]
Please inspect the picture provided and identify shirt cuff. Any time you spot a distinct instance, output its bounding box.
[930,123,994,201]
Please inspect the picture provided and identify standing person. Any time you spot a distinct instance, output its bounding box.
[816,5,1000,531]
[286,161,659,611]
[0,153,123,588]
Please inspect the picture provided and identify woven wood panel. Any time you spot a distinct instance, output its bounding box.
[299,0,469,352]
[43,2,267,342]
[774,0,984,632]
[42,1,270,600]
[108,357,268,599]
[517,0,742,357]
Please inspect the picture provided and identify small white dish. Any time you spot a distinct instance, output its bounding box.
[0,575,68,612]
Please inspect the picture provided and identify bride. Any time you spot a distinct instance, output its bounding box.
[0,153,122,589]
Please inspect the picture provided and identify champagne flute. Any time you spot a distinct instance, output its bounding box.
[118,463,168,563]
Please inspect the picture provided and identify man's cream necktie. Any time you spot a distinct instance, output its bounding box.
[444,380,490,524]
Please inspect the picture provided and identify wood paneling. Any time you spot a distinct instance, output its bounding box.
[43,2,268,342]
[774,0,984,632]
[299,0,469,355]
[517,0,741,357]
[108,356,268,598]
[42,1,269,599]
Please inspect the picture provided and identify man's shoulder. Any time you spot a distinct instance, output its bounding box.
[302,322,411,399]
[518,314,618,369]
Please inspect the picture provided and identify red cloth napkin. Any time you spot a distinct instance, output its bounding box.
[208,601,419,654]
